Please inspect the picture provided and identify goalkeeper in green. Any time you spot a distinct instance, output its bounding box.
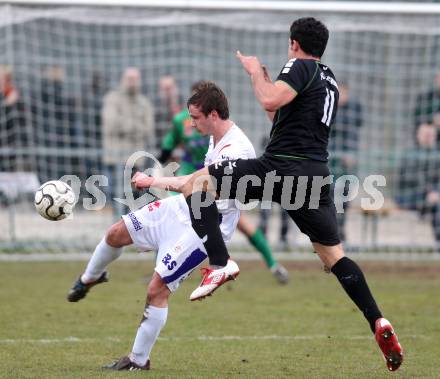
[158,81,289,284]
[159,106,208,176]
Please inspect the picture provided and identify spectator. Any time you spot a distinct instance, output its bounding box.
[83,71,107,149]
[40,65,77,181]
[328,82,363,242]
[81,70,108,176]
[154,75,183,143]
[101,67,155,215]
[414,72,440,143]
[32,65,78,183]
[0,65,20,107]
[396,123,440,251]
[0,65,26,172]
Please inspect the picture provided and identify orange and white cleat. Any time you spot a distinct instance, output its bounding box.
[374,318,403,371]
[190,259,239,301]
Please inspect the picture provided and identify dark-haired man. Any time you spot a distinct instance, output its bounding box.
[133,18,403,371]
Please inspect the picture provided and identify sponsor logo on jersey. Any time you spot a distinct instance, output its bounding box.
[213,160,236,171]
[128,212,143,231]
[147,200,161,212]
[220,154,232,161]
[320,72,338,89]
[226,161,237,173]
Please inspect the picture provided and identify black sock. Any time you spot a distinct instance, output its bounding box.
[331,257,382,333]
[186,192,229,266]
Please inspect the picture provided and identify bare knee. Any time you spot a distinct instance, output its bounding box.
[106,220,132,248]
[313,242,345,269]
[146,273,171,307]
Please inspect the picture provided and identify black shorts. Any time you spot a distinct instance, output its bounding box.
[208,154,340,246]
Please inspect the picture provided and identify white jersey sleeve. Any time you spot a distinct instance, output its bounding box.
[203,124,256,242]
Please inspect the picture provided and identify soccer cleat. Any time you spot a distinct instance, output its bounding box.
[190,259,240,301]
[271,264,289,285]
[67,271,109,302]
[102,356,150,371]
[374,318,403,371]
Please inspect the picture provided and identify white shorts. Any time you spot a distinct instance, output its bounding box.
[122,196,207,292]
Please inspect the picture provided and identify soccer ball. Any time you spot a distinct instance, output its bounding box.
[34,180,76,221]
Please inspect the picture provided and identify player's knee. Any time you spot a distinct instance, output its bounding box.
[106,220,130,248]
[147,279,169,304]
[313,242,344,269]
[147,283,162,302]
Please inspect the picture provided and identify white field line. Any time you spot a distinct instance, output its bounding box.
[0,334,425,344]
[1,252,440,262]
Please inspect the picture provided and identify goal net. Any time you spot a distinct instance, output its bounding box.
[1,2,440,252]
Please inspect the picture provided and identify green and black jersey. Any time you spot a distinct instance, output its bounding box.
[265,58,339,162]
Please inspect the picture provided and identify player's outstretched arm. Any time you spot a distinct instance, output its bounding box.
[132,172,193,192]
[133,166,215,198]
[236,51,297,113]
[261,65,276,121]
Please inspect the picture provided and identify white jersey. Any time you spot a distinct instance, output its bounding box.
[122,123,255,292]
[203,123,256,241]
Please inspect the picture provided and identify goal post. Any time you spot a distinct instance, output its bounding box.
[2,1,440,14]
[1,1,440,253]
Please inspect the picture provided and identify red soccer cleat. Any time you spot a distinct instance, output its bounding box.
[190,259,239,301]
[374,318,403,371]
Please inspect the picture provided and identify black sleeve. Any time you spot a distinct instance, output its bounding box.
[275,59,311,94]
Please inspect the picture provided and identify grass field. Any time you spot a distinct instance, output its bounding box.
[1,259,439,378]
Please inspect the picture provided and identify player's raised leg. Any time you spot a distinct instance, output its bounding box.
[181,167,231,267]
[181,170,240,301]
[67,220,131,302]
[104,273,170,371]
[313,242,403,371]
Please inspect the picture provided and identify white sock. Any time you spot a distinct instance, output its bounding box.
[130,305,168,366]
[81,237,122,283]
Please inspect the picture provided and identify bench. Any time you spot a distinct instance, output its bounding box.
[356,200,399,246]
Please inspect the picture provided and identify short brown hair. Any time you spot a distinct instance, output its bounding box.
[191,80,209,93]
[187,81,229,120]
